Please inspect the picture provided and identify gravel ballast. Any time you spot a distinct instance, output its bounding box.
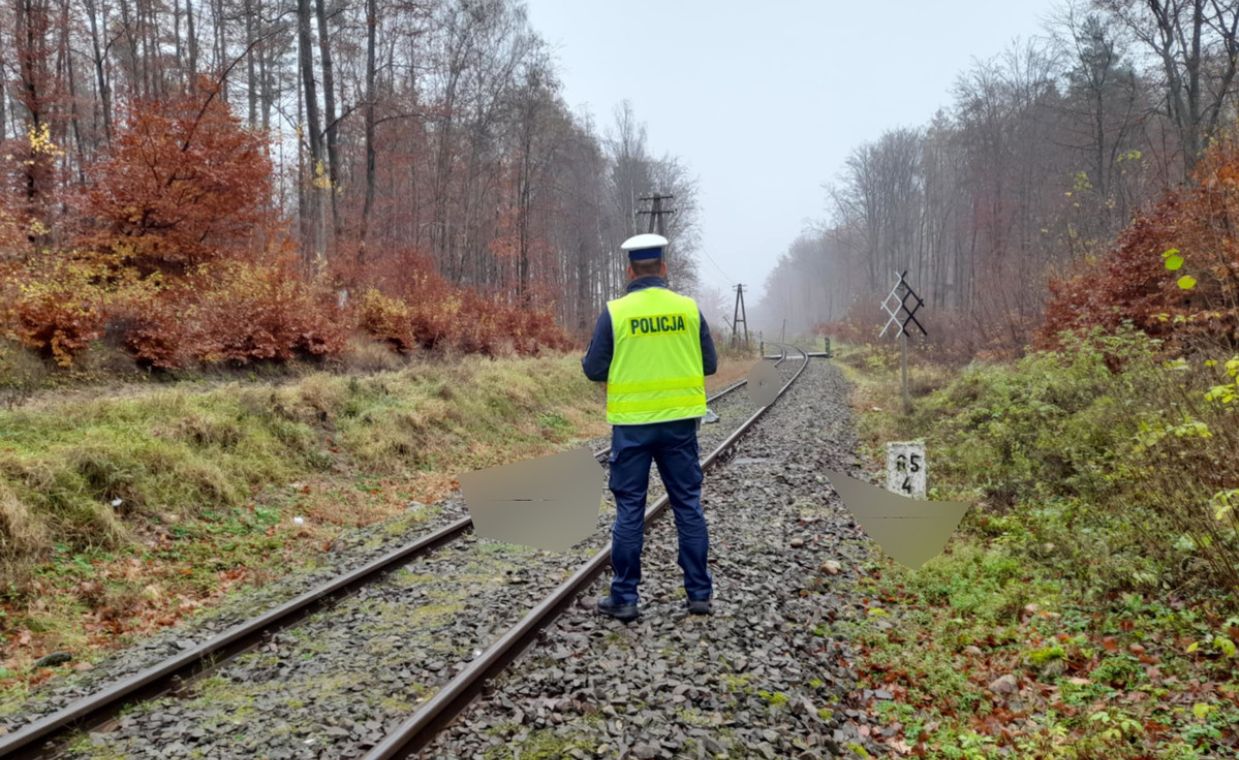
[1,376,764,743]
[422,356,877,759]
[5,360,831,758]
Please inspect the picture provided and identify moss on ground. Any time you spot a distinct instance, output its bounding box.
[482,728,596,759]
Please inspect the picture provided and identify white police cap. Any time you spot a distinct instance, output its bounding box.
[621,233,668,261]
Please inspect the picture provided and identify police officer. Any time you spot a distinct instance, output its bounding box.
[581,233,718,622]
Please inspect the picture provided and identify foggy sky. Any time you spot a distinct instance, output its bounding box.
[523,0,1058,301]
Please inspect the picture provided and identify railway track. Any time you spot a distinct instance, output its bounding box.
[1,345,805,759]
[367,343,810,758]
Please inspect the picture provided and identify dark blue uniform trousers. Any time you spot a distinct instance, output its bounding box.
[608,418,713,605]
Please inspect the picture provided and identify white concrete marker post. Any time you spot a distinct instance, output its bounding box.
[886,440,927,499]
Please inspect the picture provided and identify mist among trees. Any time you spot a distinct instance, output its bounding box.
[755,0,1239,354]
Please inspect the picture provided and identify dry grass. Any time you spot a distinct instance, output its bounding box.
[0,349,757,690]
[339,335,410,374]
[707,350,760,393]
[0,482,47,587]
[1,355,611,562]
[0,340,53,408]
[0,354,610,691]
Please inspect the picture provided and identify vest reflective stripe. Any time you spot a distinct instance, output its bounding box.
[607,393,708,414]
[607,376,704,394]
[606,287,706,425]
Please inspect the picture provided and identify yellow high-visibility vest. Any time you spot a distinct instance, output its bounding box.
[605,287,706,425]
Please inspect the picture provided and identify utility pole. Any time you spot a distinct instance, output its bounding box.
[636,193,675,235]
[731,284,749,350]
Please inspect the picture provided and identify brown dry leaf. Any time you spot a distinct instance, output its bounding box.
[29,670,54,686]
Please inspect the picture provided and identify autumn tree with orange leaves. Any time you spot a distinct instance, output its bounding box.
[0,0,699,370]
[1040,136,1239,354]
[82,84,279,273]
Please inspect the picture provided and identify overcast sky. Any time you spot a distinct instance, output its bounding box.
[523,0,1059,300]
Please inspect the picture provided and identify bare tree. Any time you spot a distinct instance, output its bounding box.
[1098,0,1239,174]
[359,0,376,251]
[0,0,704,333]
[314,0,341,244]
[297,0,324,266]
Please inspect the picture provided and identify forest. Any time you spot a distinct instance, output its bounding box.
[738,4,1239,753]
[0,0,701,373]
[755,0,1239,359]
[0,2,1238,756]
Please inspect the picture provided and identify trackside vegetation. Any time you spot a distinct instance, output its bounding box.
[0,350,754,706]
[833,334,1238,758]
[0,355,608,695]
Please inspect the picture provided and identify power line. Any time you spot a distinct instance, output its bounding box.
[701,248,735,284]
[637,192,734,285]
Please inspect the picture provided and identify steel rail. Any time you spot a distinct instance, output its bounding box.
[362,345,811,759]
[0,351,787,760]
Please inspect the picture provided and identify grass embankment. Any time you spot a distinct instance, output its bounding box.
[0,352,753,703]
[831,337,1238,759]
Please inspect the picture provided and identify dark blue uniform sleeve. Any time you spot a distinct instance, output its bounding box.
[581,310,612,381]
[700,310,718,376]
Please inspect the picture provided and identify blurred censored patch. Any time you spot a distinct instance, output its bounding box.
[747,360,780,408]
[459,447,604,552]
[825,469,969,569]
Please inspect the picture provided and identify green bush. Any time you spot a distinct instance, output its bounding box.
[914,329,1158,506]
[908,327,1237,601]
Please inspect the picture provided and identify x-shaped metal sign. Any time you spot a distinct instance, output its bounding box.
[879,271,928,339]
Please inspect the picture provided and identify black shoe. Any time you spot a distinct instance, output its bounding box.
[686,598,712,615]
[597,596,639,622]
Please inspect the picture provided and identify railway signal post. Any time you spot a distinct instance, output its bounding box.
[879,270,927,414]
